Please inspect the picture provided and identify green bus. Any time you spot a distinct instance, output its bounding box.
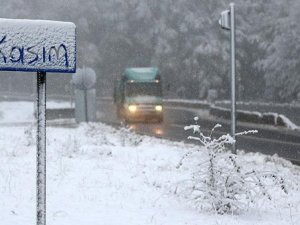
[113,67,163,123]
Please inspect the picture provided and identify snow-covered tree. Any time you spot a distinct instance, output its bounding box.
[1,0,299,102]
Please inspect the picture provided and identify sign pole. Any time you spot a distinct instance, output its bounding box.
[84,89,88,122]
[230,3,236,154]
[219,3,236,154]
[36,71,47,225]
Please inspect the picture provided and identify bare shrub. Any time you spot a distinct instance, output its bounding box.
[177,117,288,214]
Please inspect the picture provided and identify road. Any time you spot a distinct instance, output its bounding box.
[98,100,300,164]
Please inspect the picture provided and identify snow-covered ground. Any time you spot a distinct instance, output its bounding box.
[0,101,300,225]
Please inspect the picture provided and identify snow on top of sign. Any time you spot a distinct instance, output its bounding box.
[128,67,158,73]
[0,18,76,73]
[0,18,75,27]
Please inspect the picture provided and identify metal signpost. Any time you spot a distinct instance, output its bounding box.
[0,18,76,225]
[219,3,237,154]
[36,71,47,225]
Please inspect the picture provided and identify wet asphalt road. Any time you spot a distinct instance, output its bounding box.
[97,100,300,164]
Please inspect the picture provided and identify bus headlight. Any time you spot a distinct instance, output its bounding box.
[155,105,163,112]
[128,105,137,113]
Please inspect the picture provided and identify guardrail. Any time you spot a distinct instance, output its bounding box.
[161,99,298,130]
[46,108,75,120]
[215,101,300,127]
[209,106,298,130]
[163,99,211,109]
[0,92,74,101]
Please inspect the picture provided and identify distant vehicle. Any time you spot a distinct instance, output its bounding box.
[113,67,163,123]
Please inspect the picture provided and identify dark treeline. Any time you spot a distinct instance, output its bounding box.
[0,0,299,102]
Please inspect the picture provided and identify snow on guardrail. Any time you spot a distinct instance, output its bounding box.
[210,106,299,130]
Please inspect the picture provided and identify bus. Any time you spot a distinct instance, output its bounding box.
[114,67,163,123]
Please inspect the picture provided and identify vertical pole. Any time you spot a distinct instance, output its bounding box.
[84,89,88,122]
[230,3,236,154]
[37,71,47,225]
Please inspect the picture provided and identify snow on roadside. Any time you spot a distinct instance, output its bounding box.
[0,101,34,123]
[0,123,201,225]
[0,101,72,123]
[0,101,300,225]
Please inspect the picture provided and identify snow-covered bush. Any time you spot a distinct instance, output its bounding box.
[24,124,35,146]
[178,117,288,214]
[84,123,114,146]
[119,124,143,147]
[61,135,80,158]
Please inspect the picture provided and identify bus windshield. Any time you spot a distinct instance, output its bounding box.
[125,83,162,97]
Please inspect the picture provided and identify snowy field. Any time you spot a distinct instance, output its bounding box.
[0,101,300,225]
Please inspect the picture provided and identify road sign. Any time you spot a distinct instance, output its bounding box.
[0,18,76,73]
[72,67,96,90]
[0,18,76,225]
[219,10,230,30]
[72,67,97,122]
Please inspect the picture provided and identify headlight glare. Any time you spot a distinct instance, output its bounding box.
[155,105,163,112]
[128,105,137,113]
